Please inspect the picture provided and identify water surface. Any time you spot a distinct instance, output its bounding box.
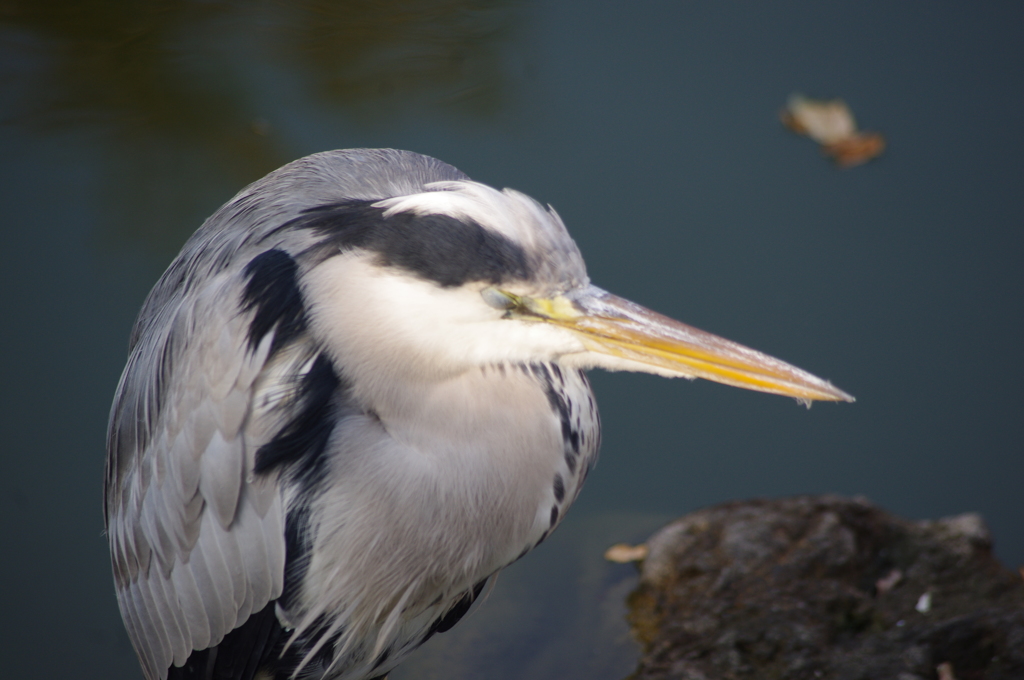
[1,2,1021,678]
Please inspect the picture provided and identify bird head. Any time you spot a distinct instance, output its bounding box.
[273,152,852,405]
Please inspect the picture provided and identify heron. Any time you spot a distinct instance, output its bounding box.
[105,148,852,680]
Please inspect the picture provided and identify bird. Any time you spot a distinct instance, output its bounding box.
[105,148,852,680]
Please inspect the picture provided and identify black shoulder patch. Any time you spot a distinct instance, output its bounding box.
[241,248,307,356]
[288,201,533,287]
[254,352,340,483]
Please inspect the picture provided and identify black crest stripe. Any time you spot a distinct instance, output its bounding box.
[283,201,534,287]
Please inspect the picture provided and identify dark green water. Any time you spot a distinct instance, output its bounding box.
[2,2,1021,678]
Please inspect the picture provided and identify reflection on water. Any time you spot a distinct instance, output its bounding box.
[5,3,1021,680]
[1,0,522,253]
[279,0,521,118]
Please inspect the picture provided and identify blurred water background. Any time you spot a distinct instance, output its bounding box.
[1,2,1022,678]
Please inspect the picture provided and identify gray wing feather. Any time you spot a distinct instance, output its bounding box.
[105,149,469,680]
[198,431,245,530]
[107,276,290,679]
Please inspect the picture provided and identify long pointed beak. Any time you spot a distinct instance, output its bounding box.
[517,286,853,404]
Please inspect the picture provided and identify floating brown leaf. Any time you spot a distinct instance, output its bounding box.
[782,94,885,167]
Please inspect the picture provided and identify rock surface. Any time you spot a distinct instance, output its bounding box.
[626,496,1024,680]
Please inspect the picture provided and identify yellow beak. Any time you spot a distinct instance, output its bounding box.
[513,286,853,404]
